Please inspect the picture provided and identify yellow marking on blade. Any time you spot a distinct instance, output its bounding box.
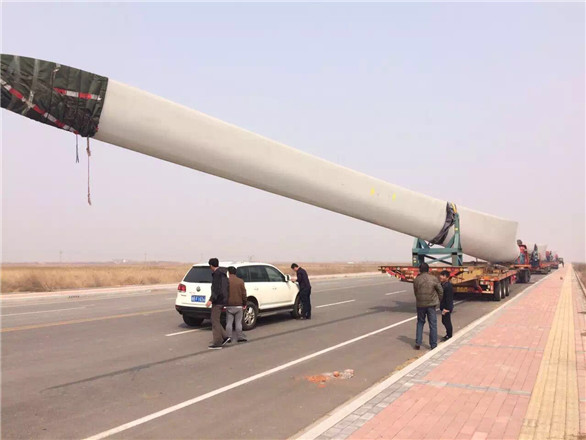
[370,188,375,195]
[392,193,396,200]
[1,308,169,333]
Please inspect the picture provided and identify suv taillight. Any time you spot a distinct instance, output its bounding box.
[178,283,186,292]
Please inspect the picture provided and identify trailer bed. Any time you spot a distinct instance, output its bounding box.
[380,263,525,301]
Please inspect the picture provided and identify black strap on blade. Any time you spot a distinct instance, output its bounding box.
[430,202,457,245]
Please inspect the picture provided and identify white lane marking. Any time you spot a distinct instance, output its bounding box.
[315,281,394,293]
[1,306,86,317]
[84,314,421,440]
[316,300,356,309]
[1,290,175,309]
[385,290,407,296]
[165,328,206,337]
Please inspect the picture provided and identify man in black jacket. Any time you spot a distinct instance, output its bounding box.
[206,258,230,349]
[291,263,311,320]
[439,270,454,341]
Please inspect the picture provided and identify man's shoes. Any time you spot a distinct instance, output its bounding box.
[305,316,311,320]
[414,345,421,350]
[208,344,222,350]
[237,338,248,343]
[222,337,231,346]
[442,335,451,342]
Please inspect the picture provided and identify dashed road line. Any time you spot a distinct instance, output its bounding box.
[1,308,170,333]
[1,306,86,317]
[315,281,395,293]
[166,328,208,337]
[316,300,356,309]
[385,290,407,296]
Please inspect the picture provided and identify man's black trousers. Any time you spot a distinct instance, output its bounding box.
[300,287,312,318]
[441,312,453,338]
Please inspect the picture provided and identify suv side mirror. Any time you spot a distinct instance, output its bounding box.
[285,274,291,282]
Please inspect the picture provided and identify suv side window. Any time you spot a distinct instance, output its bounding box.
[248,265,269,282]
[265,266,285,282]
[236,266,251,283]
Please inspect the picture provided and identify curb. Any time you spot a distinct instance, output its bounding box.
[293,270,557,440]
[0,272,382,301]
[575,268,586,296]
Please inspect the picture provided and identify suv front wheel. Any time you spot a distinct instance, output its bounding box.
[291,293,303,319]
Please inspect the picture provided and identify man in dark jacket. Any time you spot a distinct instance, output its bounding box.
[413,263,443,350]
[439,270,454,341]
[206,258,230,349]
[226,266,248,343]
[291,263,311,319]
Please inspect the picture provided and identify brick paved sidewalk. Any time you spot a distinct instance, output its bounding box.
[300,266,585,440]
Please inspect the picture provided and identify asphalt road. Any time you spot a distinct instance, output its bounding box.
[1,274,544,439]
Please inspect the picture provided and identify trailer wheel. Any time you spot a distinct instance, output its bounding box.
[504,278,510,297]
[493,281,501,302]
[526,271,531,283]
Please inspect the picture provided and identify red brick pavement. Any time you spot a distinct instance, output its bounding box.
[348,272,575,440]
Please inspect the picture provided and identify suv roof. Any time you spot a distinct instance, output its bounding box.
[191,262,275,268]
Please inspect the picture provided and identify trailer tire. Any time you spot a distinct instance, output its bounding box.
[526,271,531,283]
[493,281,501,302]
[504,278,510,297]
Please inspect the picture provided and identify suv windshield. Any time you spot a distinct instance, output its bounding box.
[183,266,213,283]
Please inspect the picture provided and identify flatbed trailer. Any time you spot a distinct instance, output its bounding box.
[379,210,531,302]
[531,260,552,274]
[380,263,520,301]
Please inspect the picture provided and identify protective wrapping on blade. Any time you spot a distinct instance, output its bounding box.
[1,54,108,137]
[431,202,456,245]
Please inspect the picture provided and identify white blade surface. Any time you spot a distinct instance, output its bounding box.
[95,80,519,263]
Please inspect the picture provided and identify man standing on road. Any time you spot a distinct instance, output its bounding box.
[413,263,443,350]
[206,258,230,349]
[439,270,454,341]
[291,263,311,320]
[226,266,248,343]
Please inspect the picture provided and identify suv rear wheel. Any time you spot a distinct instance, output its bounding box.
[183,315,204,327]
[243,301,258,331]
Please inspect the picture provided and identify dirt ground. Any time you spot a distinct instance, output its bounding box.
[575,263,586,286]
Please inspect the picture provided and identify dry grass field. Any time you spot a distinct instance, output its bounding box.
[1,262,389,293]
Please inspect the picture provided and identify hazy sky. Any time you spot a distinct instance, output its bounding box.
[2,2,585,263]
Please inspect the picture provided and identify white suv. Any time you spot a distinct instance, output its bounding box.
[174,262,301,330]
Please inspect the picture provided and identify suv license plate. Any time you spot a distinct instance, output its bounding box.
[191,295,205,303]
